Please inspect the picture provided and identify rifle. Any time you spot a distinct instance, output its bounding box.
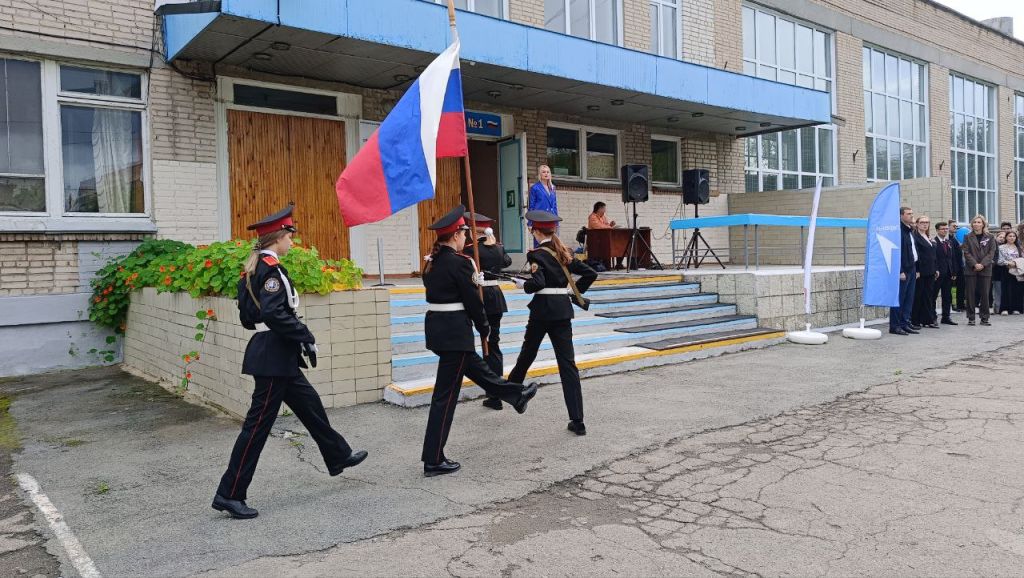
[489,271,591,311]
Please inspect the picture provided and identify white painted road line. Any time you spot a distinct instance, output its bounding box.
[16,473,101,578]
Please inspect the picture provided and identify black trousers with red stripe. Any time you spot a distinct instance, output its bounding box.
[422,350,526,464]
[217,373,353,501]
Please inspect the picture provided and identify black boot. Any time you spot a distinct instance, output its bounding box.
[424,459,461,477]
[328,450,368,476]
[212,493,258,519]
[481,396,503,411]
[511,383,538,415]
[567,420,587,436]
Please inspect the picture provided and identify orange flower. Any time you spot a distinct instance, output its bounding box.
[163,276,172,286]
[119,322,127,331]
[188,264,194,271]
[169,266,177,272]
[159,266,166,273]
[186,372,192,380]
[94,296,101,303]
[321,266,327,272]
[117,266,125,272]
[197,245,209,250]
[184,355,191,363]
[131,272,139,280]
[235,240,243,247]
[206,308,215,318]
[204,259,213,268]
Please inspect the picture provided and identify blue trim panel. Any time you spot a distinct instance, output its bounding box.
[161,0,831,124]
[671,214,869,230]
[163,11,219,61]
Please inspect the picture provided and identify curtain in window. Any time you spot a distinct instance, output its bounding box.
[91,108,134,213]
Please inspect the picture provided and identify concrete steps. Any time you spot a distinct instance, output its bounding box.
[384,273,782,407]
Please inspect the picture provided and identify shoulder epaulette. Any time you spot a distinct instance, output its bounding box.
[261,255,280,266]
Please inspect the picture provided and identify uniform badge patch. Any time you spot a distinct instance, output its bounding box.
[264,277,281,293]
[530,263,539,273]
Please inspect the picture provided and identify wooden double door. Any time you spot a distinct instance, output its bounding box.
[227,109,349,260]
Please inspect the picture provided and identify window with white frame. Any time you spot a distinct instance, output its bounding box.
[741,4,834,192]
[545,0,620,44]
[0,58,146,221]
[546,124,619,181]
[1015,94,1024,223]
[863,46,928,182]
[436,0,504,18]
[650,0,679,58]
[949,73,996,224]
[651,136,680,185]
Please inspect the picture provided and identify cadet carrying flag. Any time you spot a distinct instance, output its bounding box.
[862,182,902,307]
[336,38,468,227]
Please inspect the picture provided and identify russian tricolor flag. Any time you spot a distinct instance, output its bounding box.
[336,38,468,227]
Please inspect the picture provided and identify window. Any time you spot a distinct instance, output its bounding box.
[545,0,620,44]
[742,5,834,192]
[436,0,504,18]
[546,124,619,181]
[651,136,679,185]
[0,60,147,223]
[0,59,45,212]
[650,0,678,58]
[1016,95,1024,223]
[949,73,996,224]
[863,47,928,182]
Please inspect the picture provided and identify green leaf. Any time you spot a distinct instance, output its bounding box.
[105,335,117,344]
[181,377,188,387]
[195,333,204,341]
[103,354,114,362]
[195,322,205,330]
[196,310,207,320]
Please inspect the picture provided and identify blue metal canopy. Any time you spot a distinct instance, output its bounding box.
[160,0,831,135]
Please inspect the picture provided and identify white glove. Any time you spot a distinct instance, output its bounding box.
[512,277,526,289]
[472,272,485,286]
[309,343,319,354]
[484,227,494,237]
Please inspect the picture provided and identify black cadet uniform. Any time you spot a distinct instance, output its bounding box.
[507,210,597,434]
[461,212,512,396]
[421,205,537,477]
[213,205,366,519]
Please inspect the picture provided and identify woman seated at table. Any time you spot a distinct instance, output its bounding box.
[587,202,616,230]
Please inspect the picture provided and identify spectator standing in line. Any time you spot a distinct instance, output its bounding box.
[911,215,939,329]
[889,206,919,336]
[996,230,1023,315]
[933,220,961,325]
[962,214,997,326]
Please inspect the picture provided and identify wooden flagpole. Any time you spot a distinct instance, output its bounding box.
[447,1,489,357]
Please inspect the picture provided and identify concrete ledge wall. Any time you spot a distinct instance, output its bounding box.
[123,288,391,417]
[688,268,887,331]
[726,178,950,265]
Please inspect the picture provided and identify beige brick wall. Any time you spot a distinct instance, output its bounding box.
[835,32,865,185]
[149,65,217,164]
[151,160,219,245]
[509,0,544,26]
[123,287,392,418]
[0,0,153,56]
[997,85,1016,224]
[682,0,715,66]
[713,0,743,72]
[0,237,78,296]
[726,177,948,265]
[623,0,651,51]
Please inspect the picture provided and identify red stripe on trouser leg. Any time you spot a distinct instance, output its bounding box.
[230,379,274,498]
[436,353,466,464]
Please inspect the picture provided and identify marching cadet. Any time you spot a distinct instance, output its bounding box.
[507,210,597,436]
[213,204,368,519]
[421,205,538,477]
[461,212,513,411]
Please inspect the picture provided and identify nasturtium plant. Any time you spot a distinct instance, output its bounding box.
[89,239,362,333]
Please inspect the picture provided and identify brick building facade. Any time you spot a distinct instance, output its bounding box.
[3,0,1024,375]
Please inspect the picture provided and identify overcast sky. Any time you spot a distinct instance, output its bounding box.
[930,0,1024,39]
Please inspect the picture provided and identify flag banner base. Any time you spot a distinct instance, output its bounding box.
[842,318,882,340]
[787,324,828,345]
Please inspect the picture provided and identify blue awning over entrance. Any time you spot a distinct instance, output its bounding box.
[160,0,831,136]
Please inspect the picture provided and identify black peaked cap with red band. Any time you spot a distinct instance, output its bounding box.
[429,204,471,236]
[463,211,494,227]
[248,203,297,236]
[526,209,561,231]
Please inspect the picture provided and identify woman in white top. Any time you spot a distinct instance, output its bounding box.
[996,230,1023,314]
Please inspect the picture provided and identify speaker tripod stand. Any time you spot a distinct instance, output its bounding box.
[678,203,725,269]
[621,202,663,272]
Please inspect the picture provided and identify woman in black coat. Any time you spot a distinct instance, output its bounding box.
[911,215,939,328]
